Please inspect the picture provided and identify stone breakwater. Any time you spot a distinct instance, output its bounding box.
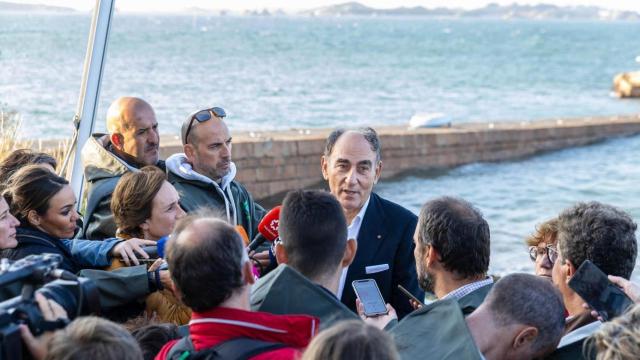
[155,115,640,202]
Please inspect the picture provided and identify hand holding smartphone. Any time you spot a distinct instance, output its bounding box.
[398,284,424,309]
[568,260,634,321]
[352,279,388,317]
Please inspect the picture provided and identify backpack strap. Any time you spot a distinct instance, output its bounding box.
[167,336,287,360]
[166,336,195,360]
[193,338,287,360]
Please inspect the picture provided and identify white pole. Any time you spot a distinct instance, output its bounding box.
[68,0,115,210]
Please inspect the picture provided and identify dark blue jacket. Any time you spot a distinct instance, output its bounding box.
[1,226,122,273]
[341,192,423,319]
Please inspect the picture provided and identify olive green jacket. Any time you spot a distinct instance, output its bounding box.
[457,283,493,316]
[390,298,483,360]
[250,265,359,330]
[79,265,149,309]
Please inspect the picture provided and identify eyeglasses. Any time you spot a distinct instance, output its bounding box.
[183,107,226,144]
[528,245,559,264]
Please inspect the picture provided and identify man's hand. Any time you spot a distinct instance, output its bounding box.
[356,299,397,330]
[249,250,271,270]
[111,238,156,266]
[410,299,423,310]
[583,275,640,322]
[158,270,174,292]
[20,293,68,360]
[609,275,640,303]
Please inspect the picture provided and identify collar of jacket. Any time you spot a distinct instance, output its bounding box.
[165,153,236,190]
[188,306,318,351]
[15,226,77,264]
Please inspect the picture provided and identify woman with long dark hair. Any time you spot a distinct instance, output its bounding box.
[1,165,153,273]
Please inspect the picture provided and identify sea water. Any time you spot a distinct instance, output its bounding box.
[2,13,640,279]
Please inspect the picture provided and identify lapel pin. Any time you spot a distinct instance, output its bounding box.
[377,235,382,239]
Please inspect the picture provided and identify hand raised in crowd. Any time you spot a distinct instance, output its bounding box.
[111,238,157,266]
[249,249,271,271]
[584,275,640,321]
[608,275,640,303]
[19,293,68,360]
[148,258,174,292]
[356,299,398,330]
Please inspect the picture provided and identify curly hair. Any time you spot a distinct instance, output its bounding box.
[556,202,637,279]
[525,218,559,247]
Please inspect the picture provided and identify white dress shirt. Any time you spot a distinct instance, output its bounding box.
[337,196,371,300]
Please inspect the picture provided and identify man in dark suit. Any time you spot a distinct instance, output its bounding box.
[321,127,423,318]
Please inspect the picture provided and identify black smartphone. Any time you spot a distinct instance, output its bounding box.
[352,279,388,317]
[568,260,634,321]
[398,284,424,307]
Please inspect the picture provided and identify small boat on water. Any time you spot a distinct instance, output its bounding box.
[408,112,452,129]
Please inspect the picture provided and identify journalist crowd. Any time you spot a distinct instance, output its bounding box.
[1,96,640,360]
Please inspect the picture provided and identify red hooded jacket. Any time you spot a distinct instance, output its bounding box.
[155,307,319,360]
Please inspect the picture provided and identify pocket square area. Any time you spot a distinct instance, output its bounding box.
[365,264,390,274]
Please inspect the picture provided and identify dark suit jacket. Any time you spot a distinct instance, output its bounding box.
[341,192,423,319]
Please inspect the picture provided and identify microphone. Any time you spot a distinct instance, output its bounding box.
[247,206,281,252]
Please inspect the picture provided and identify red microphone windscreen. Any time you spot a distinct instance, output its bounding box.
[257,206,281,241]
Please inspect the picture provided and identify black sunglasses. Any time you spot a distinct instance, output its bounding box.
[183,107,226,144]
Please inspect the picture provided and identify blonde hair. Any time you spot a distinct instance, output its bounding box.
[301,321,399,360]
[589,304,640,360]
[525,217,559,247]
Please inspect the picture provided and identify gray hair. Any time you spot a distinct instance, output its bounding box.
[47,316,143,360]
[324,127,381,163]
[485,273,566,357]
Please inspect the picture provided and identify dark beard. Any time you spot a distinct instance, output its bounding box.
[418,269,435,293]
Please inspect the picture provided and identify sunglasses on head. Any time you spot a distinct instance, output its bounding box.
[183,106,227,144]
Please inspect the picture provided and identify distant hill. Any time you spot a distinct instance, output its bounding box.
[300,2,640,21]
[0,1,75,13]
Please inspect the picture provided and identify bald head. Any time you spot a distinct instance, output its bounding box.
[166,214,247,312]
[106,97,159,166]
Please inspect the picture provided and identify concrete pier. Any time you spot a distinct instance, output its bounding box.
[157,114,640,202]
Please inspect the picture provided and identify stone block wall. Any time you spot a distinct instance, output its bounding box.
[159,115,640,202]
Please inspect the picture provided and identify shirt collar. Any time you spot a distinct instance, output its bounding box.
[349,196,371,228]
[442,276,494,301]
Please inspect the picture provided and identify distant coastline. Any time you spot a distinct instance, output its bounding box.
[1,1,638,21]
[301,2,640,21]
[0,1,74,13]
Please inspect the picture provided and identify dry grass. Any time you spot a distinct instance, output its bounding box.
[0,110,69,171]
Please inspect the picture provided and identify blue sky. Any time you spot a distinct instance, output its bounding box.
[23,1,640,13]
